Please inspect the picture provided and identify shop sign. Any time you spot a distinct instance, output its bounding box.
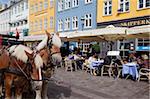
[120,19,150,27]
[136,46,150,51]
[97,15,150,28]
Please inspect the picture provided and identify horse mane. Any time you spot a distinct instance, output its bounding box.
[9,45,43,69]
[36,35,48,51]
[34,54,43,69]
[9,45,33,63]
[36,33,62,51]
[52,34,62,48]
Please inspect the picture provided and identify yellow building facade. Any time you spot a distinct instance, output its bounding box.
[97,0,150,27]
[29,0,55,35]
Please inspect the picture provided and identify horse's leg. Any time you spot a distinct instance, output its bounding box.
[16,94,22,99]
[41,80,48,99]
[35,81,42,99]
[5,74,13,99]
[15,87,22,99]
[35,89,42,99]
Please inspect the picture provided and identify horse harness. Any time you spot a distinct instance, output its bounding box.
[0,46,35,82]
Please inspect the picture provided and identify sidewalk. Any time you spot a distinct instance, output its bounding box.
[47,68,149,99]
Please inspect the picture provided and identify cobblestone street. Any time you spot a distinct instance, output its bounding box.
[47,68,149,99]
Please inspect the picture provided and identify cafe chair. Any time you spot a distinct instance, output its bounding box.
[138,68,150,82]
[101,61,114,77]
[65,60,73,72]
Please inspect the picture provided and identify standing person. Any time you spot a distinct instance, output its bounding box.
[87,44,92,57]
[128,52,136,62]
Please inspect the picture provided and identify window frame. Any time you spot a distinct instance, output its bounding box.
[58,0,63,11]
[58,19,63,31]
[39,19,42,30]
[84,13,92,28]
[118,0,130,13]
[137,0,150,9]
[103,0,112,16]
[50,16,54,29]
[35,3,38,12]
[50,0,54,8]
[39,2,43,11]
[85,0,92,4]
[72,0,79,8]
[44,18,48,29]
[72,16,78,30]
[64,0,71,10]
[64,18,70,31]
[44,0,48,9]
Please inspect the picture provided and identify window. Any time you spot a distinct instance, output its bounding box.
[72,0,79,7]
[118,0,129,12]
[50,17,54,28]
[64,0,71,9]
[103,0,112,15]
[64,18,70,30]
[85,0,92,4]
[44,0,48,9]
[44,18,48,29]
[50,0,54,8]
[39,19,42,30]
[39,2,43,11]
[138,0,150,9]
[72,16,78,30]
[58,19,63,31]
[84,14,92,28]
[58,0,63,11]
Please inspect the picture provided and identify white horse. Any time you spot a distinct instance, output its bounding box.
[35,31,62,99]
[8,45,43,99]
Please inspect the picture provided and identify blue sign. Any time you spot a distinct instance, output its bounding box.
[136,46,150,51]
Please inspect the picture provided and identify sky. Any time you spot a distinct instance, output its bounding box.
[0,0,9,4]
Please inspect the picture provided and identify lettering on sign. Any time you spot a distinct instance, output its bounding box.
[120,19,150,27]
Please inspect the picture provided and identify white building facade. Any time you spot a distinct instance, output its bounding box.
[10,0,29,37]
[0,7,11,35]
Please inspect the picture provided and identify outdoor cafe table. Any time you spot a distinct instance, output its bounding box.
[122,62,139,80]
[89,60,104,69]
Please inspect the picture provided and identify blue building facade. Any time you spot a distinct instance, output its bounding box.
[55,0,97,32]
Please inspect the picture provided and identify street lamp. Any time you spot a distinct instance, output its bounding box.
[80,16,85,31]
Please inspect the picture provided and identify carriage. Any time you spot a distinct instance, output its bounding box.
[0,32,62,99]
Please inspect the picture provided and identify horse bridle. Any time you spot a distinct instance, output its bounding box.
[47,34,61,66]
[9,47,38,82]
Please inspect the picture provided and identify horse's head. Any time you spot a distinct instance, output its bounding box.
[46,31,62,66]
[24,50,43,90]
[36,31,62,67]
[24,50,43,80]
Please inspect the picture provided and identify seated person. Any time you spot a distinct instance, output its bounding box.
[87,54,99,75]
[122,58,128,64]
[128,53,137,62]
[88,54,97,65]
[103,56,111,65]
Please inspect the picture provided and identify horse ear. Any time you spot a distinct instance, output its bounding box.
[45,30,51,38]
[24,50,34,60]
